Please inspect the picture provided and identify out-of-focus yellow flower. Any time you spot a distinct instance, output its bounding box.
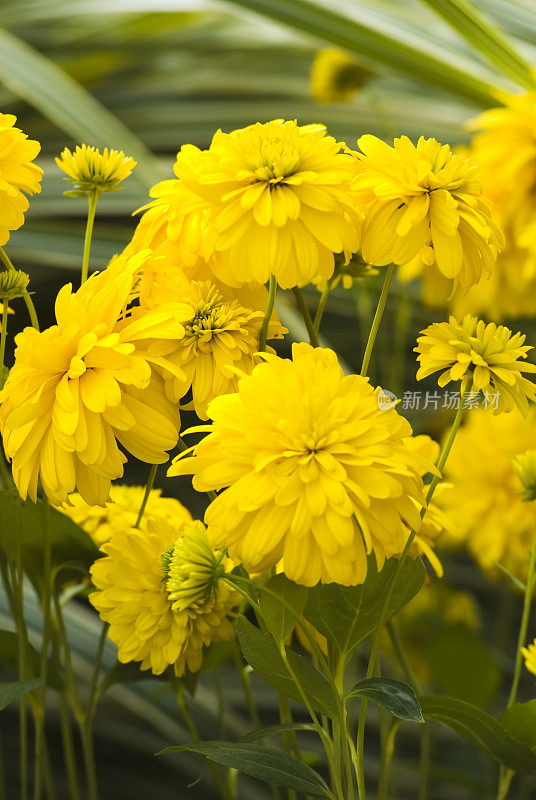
[310,49,372,104]
[353,135,503,293]
[0,302,14,332]
[0,251,187,506]
[142,274,286,419]
[56,144,135,197]
[438,409,536,585]
[315,253,378,291]
[90,518,237,677]
[61,484,191,546]
[169,343,433,587]
[522,639,536,678]
[0,113,42,246]
[174,119,362,288]
[513,450,536,503]
[415,314,536,415]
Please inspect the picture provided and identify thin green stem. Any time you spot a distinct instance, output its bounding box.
[377,720,401,800]
[58,691,81,800]
[386,621,418,692]
[233,645,261,728]
[259,274,277,352]
[86,622,108,719]
[0,246,39,330]
[0,726,6,800]
[134,464,158,528]
[360,264,396,377]
[277,693,299,800]
[313,281,333,335]
[292,287,319,347]
[34,502,53,800]
[417,722,432,800]
[0,300,8,373]
[80,724,98,800]
[81,190,98,285]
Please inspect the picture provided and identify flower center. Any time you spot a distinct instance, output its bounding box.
[161,536,226,613]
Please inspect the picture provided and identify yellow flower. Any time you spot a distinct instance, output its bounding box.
[353,135,503,293]
[310,49,372,104]
[174,119,362,288]
[56,144,135,197]
[415,314,536,415]
[0,113,42,246]
[0,269,29,302]
[90,518,237,676]
[61,484,191,546]
[0,251,187,506]
[142,274,286,419]
[512,450,536,503]
[169,343,433,587]
[437,408,536,585]
[522,639,536,678]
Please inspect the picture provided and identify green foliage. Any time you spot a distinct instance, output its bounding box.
[240,723,317,742]
[0,629,62,689]
[235,615,338,718]
[421,695,536,774]
[346,677,424,723]
[0,677,42,710]
[259,573,309,642]
[304,554,426,664]
[158,741,332,797]
[500,700,536,753]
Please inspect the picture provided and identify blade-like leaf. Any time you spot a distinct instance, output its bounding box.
[0,678,43,710]
[347,678,424,723]
[158,741,332,797]
[259,574,309,643]
[420,0,536,89]
[240,723,317,743]
[421,695,536,774]
[0,27,162,190]
[223,0,498,105]
[500,700,536,753]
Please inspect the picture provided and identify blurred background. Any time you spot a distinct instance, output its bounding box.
[1,0,536,797]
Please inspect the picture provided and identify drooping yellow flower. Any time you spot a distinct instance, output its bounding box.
[0,251,187,506]
[310,49,372,104]
[522,639,536,678]
[61,484,192,546]
[0,114,42,246]
[353,135,503,293]
[174,119,362,288]
[141,273,286,419]
[438,409,536,585]
[415,314,536,415]
[56,144,136,197]
[90,518,237,677]
[0,269,29,302]
[169,343,433,587]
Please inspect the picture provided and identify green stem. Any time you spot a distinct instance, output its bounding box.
[292,287,319,347]
[360,264,396,378]
[356,380,469,798]
[81,190,98,285]
[80,724,98,800]
[86,623,108,719]
[277,693,299,800]
[233,645,261,729]
[313,281,333,335]
[386,621,418,692]
[417,722,432,800]
[377,720,401,800]
[58,691,81,800]
[34,502,53,800]
[0,246,39,330]
[134,464,158,528]
[0,300,8,373]
[259,274,277,352]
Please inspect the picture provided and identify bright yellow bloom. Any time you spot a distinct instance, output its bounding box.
[522,639,536,678]
[141,274,286,419]
[415,314,536,415]
[61,484,191,546]
[512,450,536,503]
[90,518,237,676]
[56,144,135,197]
[0,114,42,246]
[0,251,187,506]
[174,119,362,288]
[169,343,433,587]
[353,135,503,293]
[310,49,372,104]
[438,409,536,585]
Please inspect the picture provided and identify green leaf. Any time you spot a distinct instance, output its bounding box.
[304,554,425,663]
[99,660,154,697]
[0,678,43,710]
[0,490,99,590]
[158,741,331,797]
[347,678,424,723]
[500,700,536,753]
[236,616,337,719]
[420,0,536,89]
[223,0,498,105]
[0,27,162,191]
[421,695,536,774]
[259,574,309,642]
[240,723,317,743]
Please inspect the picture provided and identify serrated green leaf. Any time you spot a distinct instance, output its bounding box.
[0,678,43,710]
[259,574,309,642]
[236,616,337,719]
[421,695,536,774]
[158,741,332,797]
[347,678,424,723]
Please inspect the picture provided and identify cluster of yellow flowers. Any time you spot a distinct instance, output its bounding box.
[3,110,536,682]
